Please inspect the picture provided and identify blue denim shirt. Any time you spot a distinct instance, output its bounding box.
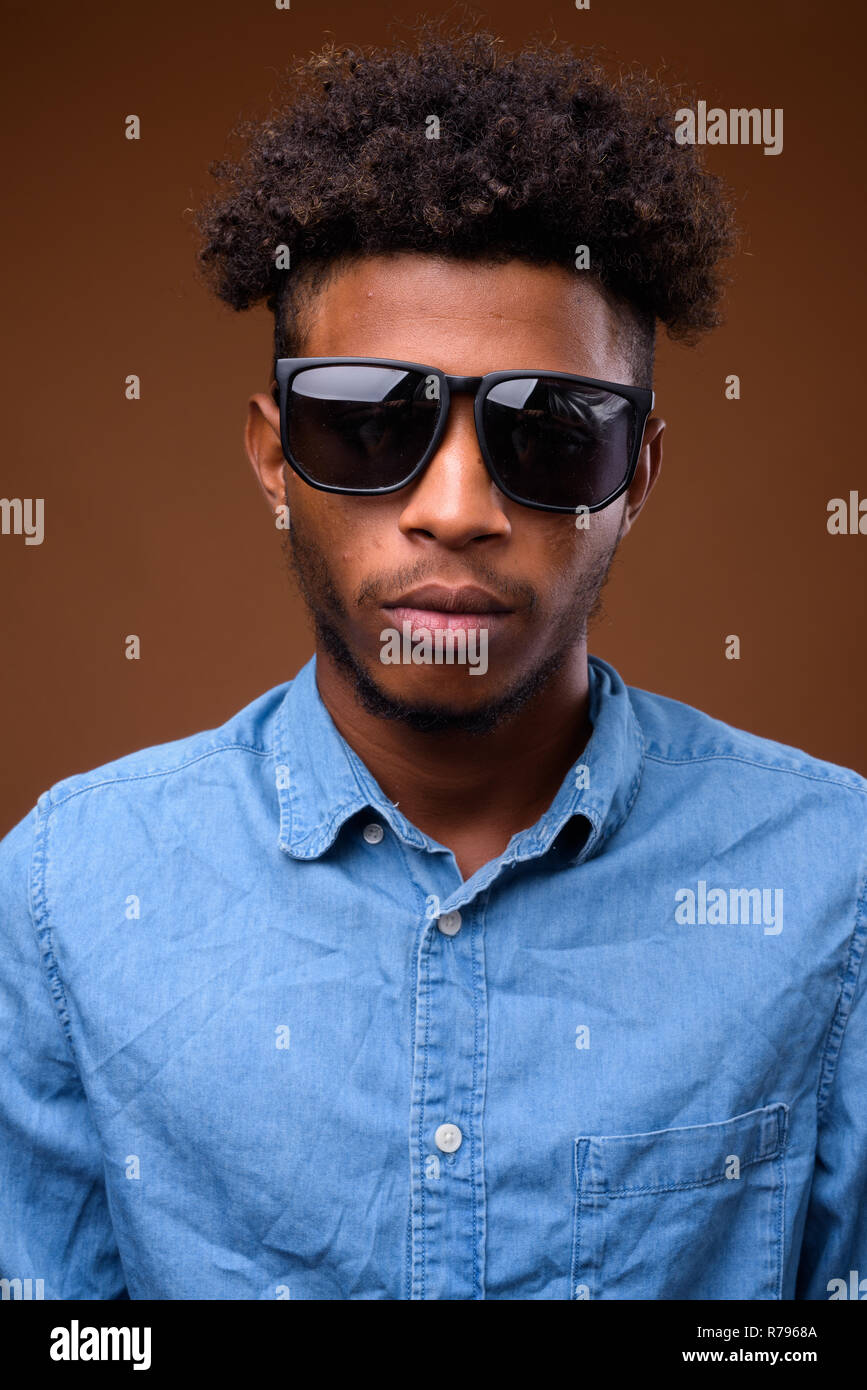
[1,654,865,1301]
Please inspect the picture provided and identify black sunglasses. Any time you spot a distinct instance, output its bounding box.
[273,357,654,514]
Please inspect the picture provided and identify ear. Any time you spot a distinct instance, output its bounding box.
[244,383,286,512]
[619,415,664,539]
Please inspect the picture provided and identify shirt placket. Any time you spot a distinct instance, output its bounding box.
[408,892,488,1299]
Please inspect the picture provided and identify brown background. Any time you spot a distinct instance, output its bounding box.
[1,0,865,835]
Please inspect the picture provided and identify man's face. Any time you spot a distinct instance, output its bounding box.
[246,254,663,732]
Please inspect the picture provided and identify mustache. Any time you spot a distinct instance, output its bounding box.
[354,561,538,613]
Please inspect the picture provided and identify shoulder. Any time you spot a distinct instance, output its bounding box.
[626,680,867,808]
[23,679,293,827]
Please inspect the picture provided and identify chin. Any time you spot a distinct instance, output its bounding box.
[355,657,555,737]
[316,614,558,735]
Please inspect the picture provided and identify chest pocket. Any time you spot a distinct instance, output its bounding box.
[571,1102,788,1300]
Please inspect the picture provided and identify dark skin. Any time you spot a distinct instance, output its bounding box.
[245,254,664,879]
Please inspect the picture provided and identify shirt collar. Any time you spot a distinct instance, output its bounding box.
[273,653,645,867]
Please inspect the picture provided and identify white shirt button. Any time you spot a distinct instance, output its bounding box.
[435,1123,462,1154]
[362,823,384,844]
[437,910,462,936]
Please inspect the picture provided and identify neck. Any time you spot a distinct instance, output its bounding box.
[313,644,593,873]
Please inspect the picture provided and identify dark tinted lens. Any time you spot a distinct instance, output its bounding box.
[287,365,439,490]
[482,377,636,509]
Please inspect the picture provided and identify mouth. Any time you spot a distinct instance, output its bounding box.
[382,583,515,633]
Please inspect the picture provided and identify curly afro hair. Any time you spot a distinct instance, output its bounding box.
[193,18,738,386]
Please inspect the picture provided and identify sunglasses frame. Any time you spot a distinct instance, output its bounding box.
[273,356,655,515]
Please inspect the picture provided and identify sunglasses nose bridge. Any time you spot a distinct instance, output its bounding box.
[444,375,484,395]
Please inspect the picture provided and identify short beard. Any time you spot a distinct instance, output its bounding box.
[282,489,621,736]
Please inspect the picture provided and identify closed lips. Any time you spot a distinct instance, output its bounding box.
[383,584,512,614]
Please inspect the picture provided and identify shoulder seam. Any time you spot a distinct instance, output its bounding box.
[644,750,866,796]
[48,743,272,810]
[29,790,82,1069]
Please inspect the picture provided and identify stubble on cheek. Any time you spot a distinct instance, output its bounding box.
[540,506,626,647]
[278,479,348,625]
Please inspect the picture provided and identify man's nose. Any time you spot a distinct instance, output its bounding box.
[397,397,511,548]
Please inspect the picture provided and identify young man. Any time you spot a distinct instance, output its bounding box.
[1,27,864,1301]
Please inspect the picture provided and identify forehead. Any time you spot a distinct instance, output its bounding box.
[296,253,631,381]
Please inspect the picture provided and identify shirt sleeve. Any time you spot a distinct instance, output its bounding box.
[795,883,867,1300]
[0,801,128,1299]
